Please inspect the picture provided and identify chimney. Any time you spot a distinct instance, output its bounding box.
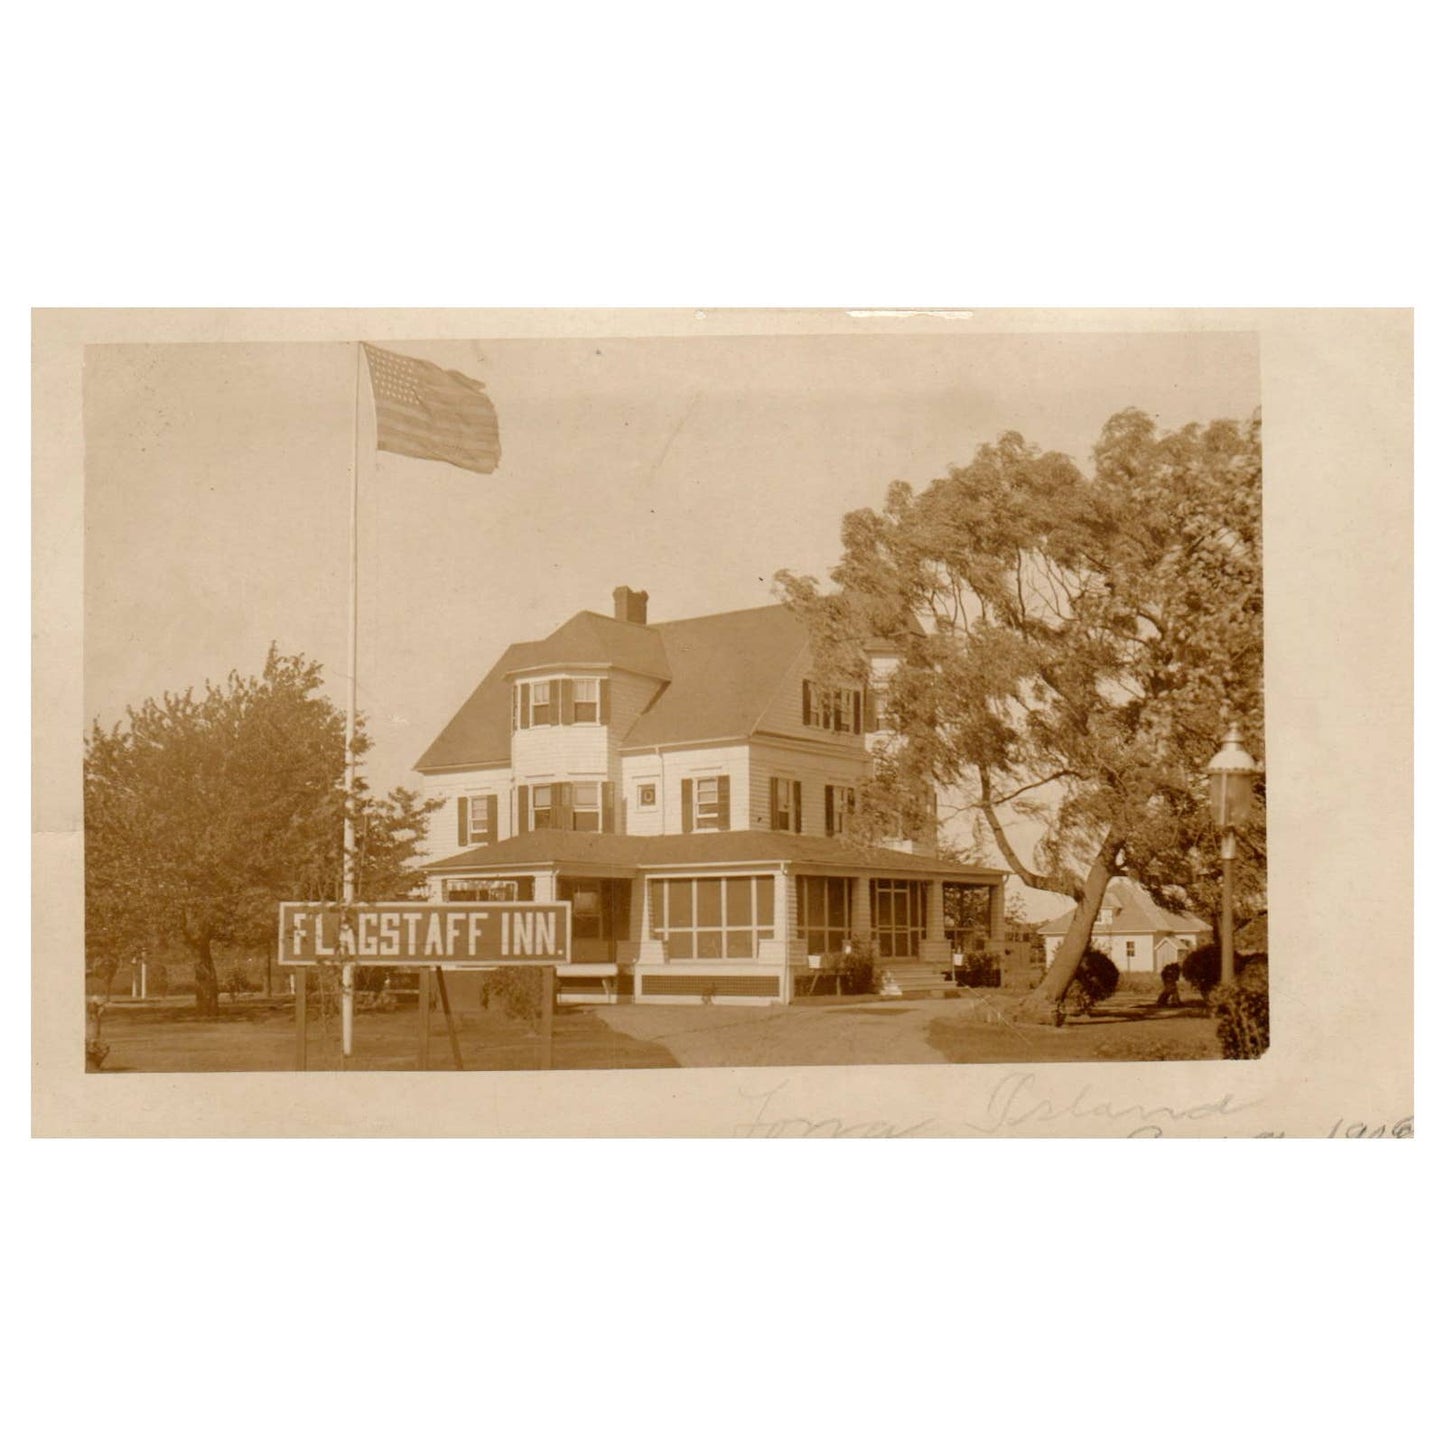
[612,586,649,625]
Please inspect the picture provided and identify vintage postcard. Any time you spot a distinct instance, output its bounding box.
[32,307,1413,1136]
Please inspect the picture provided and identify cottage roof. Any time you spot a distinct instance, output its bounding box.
[1036,877,1206,937]
[415,602,811,770]
[424,827,1005,882]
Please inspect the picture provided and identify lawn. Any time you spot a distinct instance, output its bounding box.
[92,996,679,1073]
[88,987,1222,1072]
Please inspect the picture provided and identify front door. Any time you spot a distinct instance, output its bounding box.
[557,877,631,963]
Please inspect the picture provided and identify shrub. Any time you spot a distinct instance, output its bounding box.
[821,936,877,994]
[1181,943,1222,1000]
[1212,957,1269,1059]
[953,949,1002,988]
[221,963,255,1000]
[479,966,548,1022]
[1067,948,1119,1012]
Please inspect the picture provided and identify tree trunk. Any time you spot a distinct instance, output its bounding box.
[190,932,221,1019]
[1014,841,1119,1024]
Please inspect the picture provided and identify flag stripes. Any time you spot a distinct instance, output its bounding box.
[362,342,501,475]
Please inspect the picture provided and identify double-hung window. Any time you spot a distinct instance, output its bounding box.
[532,784,556,829]
[572,678,600,723]
[530,681,555,727]
[683,775,730,831]
[824,784,856,837]
[572,781,601,832]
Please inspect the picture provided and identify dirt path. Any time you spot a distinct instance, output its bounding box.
[594,995,1220,1067]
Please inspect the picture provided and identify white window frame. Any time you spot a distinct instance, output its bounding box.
[530,679,555,727]
[532,783,555,829]
[773,775,796,831]
[827,783,856,836]
[573,676,600,724]
[466,793,494,844]
[693,774,725,831]
[572,780,602,832]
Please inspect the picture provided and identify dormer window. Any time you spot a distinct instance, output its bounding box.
[802,680,862,735]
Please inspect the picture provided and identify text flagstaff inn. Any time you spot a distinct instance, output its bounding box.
[417,587,1006,1004]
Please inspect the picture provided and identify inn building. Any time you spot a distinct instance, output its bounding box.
[416,587,1007,1004]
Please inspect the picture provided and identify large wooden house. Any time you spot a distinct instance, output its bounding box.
[416,587,1006,1004]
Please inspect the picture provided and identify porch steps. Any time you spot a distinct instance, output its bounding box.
[880,963,960,999]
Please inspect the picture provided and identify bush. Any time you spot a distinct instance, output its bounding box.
[953,949,1002,988]
[1181,943,1222,1000]
[221,963,255,1000]
[1212,957,1269,1059]
[1066,948,1119,1013]
[479,966,548,1022]
[821,936,877,995]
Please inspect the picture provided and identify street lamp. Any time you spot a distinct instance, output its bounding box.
[1206,723,1258,987]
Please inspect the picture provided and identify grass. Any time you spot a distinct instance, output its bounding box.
[87,985,1223,1072]
[91,996,678,1072]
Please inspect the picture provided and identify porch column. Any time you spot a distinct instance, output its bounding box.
[850,875,872,947]
[988,882,1006,952]
[636,875,665,968]
[920,877,950,965]
[532,870,557,903]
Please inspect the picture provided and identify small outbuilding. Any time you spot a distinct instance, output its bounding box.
[1037,877,1208,975]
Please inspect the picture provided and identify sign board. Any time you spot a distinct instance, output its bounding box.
[278,902,571,967]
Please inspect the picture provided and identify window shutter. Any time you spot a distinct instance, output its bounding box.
[802,679,813,727]
[825,786,835,837]
[557,781,574,831]
[516,785,530,834]
[602,781,615,833]
[853,690,862,734]
[484,794,498,843]
[559,678,575,725]
[614,880,632,940]
[793,780,803,833]
[864,687,879,732]
[598,678,611,724]
[517,682,531,729]
[716,775,731,831]
[457,796,469,846]
[681,777,694,833]
[516,876,535,901]
[769,777,781,830]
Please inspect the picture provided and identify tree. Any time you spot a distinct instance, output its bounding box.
[778,408,1263,1018]
[84,646,439,1018]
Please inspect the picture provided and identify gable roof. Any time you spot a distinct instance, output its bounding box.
[415,602,809,771]
[1037,877,1207,937]
[424,827,1005,881]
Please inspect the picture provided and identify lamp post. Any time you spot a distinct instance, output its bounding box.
[1206,724,1258,987]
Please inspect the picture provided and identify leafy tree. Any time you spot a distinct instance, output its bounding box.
[84,646,439,1017]
[778,408,1263,1018]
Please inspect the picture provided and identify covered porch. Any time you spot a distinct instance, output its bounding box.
[423,830,1007,1006]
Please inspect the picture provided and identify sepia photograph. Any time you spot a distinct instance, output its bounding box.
[77,325,1266,1078]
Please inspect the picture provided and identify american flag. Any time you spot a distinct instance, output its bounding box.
[362,343,501,475]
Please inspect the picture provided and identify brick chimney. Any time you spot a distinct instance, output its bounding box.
[612,586,649,625]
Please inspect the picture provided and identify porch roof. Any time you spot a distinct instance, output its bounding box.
[424,828,1005,883]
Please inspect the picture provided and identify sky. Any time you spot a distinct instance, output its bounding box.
[84,328,1260,912]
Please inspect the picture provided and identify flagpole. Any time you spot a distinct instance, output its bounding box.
[342,342,361,1059]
